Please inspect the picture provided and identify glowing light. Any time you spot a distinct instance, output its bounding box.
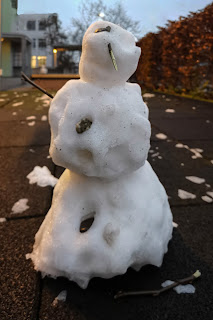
[53,49,57,53]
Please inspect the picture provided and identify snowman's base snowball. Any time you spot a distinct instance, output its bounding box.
[29,161,173,289]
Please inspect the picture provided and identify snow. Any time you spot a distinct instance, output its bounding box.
[35,94,51,107]
[181,163,184,166]
[143,93,155,98]
[175,143,203,159]
[12,101,24,107]
[155,133,167,140]
[52,291,67,306]
[0,218,6,223]
[172,222,178,228]
[28,121,35,126]
[178,189,196,200]
[165,108,175,113]
[211,160,213,165]
[12,112,17,116]
[26,116,36,120]
[206,191,213,198]
[27,166,58,187]
[201,195,213,203]
[41,115,47,121]
[165,98,171,101]
[206,120,210,123]
[0,93,8,97]
[192,106,196,110]
[28,21,173,289]
[29,148,35,153]
[11,199,29,214]
[185,176,205,184]
[161,280,195,294]
[0,98,5,102]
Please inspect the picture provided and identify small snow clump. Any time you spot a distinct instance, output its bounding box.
[27,166,58,187]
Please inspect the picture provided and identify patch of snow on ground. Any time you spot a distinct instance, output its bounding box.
[172,222,178,228]
[0,218,6,223]
[0,93,8,97]
[22,93,29,96]
[47,155,51,159]
[11,199,29,214]
[206,191,213,198]
[181,163,184,166]
[211,160,213,165]
[12,101,24,107]
[151,152,159,158]
[165,108,175,113]
[29,149,35,153]
[35,94,51,107]
[165,98,171,101]
[143,93,155,98]
[205,184,210,188]
[12,112,17,116]
[155,133,167,140]
[27,166,58,187]
[185,176,205,184]
[41,115,48,121]
[206,120,210,123]
[28,121,35,126]
[201,195,213,203]
[0,98,5,102]
[161,280,195,294]
[52,290,67,306]
[178,189,196,200]
[192,107,196,110]
[26,116,36,120]
[175,143,203,159]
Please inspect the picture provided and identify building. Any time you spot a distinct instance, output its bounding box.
[17,13,56,71]
[0,0,31,90]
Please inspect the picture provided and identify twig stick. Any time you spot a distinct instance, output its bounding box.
[21,72,54,99]
[114,270,201,299]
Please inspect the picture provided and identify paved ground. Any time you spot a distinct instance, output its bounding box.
[0,89,212,320]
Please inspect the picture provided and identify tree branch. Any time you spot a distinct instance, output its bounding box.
[114,270,201,299]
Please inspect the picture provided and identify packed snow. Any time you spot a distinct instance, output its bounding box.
[155,133,167,140]
[12,101,24,107]
[185,176,205,184]
[143,93,155,98]
[201,195,213,203]
[28,21,173,289]
[0,218,6,223]
[165,108,175,113]
[11,199,29,214]
[52,290,67,306]
[178,189,196,200]
[161,280,195,294]
[27,166,58,187]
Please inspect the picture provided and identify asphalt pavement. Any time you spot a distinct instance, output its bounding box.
[0,88,213,320]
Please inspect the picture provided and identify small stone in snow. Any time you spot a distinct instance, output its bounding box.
[0,217,6,223]
[155,133,167,140]
[201,195,213,203]
[178,189,196,200]
[185,176,205,184]
[11,199,29,214]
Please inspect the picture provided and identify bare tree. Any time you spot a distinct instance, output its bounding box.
[69,0,141,44]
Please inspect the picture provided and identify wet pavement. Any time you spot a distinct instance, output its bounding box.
[0,89,212,320]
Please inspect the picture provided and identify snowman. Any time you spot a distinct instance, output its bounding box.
[28,21,173,289]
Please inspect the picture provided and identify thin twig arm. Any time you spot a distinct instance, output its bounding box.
[21,72,54,99]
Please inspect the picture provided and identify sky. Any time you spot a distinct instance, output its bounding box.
[18,0,212,37]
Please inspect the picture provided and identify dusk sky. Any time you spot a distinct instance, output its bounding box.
[18,0,212,37]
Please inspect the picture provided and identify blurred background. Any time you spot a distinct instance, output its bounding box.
[0,0,212,99]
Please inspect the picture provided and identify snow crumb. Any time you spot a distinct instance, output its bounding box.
[47,155,51,159]
[151,152,159,158]
[178,189,196,200]
[205,184,210,188]
[155,133,167,140]
[161,280,195,294]
[175,143,203,159]
[206,191,213,198]
[149,150,154,153]
[211,160,213,165]
[0,217,6,223]
[0,98,5,102]
[12,112,17,116]
[52,290,67,306]
[158,156,162,159]
[192,107,196,110]
[27,166,58,187]
[29,148,35,153]
[26,116,36,120]
[155,147,159,150]
[206,120,210,123]
[201,195,213,203]
[165,108,175,113]
[185,176,205,184]
[162,95,165,98]
[41,115,48,121]
[181,163,184,166]
[165,98,171,101]
[22,93,29,96]
[12,101,24,107]
[11,199,29,214]
[143,93,155,98]
[35,94,51,107]
[172,222,178,228]
[28,121,35,126]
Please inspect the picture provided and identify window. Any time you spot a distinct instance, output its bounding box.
[38,39,46,48]
[11,0,17,9]
[37,56,47,67]
[31,56,37,68]
[13,52,22,67]
[39,20,46,31]
[33,39,36,49]
[27,20,36,31]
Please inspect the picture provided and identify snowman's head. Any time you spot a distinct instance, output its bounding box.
[79,21,141,86]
